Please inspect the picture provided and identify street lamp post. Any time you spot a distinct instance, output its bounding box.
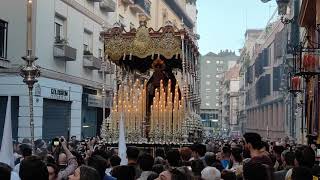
[20,0,40,149]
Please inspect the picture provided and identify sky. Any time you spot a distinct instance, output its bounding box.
[197,0,277,55]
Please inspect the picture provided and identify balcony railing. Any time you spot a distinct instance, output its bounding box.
[83,55,102,70]
[99,0,116,12]
[130,0,151,17]
[0,57,9,68]
[53,44,77,61]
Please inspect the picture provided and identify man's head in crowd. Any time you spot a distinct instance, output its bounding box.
[204,152,216,167]
[180,147,192,162]
[166,149,182,167]
[126,146,140,164]
[282,150,295,168]
[243,132,263,155]
[155,148,166,159]
[0,162,11,180]
[191,143,206,159]
[294,146,315,168]
[69,165,100,180]
[20,143,32,158]
[87,155,108,180]
[19,156,49,180]
[110,155,121,167]
[47,163,58,180]
[138,153,154,171]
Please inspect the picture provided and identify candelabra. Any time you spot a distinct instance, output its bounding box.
[20,0,40,150]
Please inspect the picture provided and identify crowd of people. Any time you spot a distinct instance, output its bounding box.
[0,132,320,180]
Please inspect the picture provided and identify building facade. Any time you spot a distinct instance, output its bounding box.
[242,19,290,140]
[0,0,198,142]
[200,50,238,137]
[220,64,240,137]
[0,0,116,141]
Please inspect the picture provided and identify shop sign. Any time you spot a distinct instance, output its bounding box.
[50,88,70,101]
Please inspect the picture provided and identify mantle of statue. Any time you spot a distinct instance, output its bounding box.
[100,17,202,145]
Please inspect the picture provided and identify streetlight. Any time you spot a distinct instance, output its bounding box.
[20,0,40,150]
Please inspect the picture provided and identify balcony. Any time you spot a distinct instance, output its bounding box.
[53,44,77,61]
[83,55,102,70]
[130,0,151,18]
[0,57,9,68]
[99,0,116,12]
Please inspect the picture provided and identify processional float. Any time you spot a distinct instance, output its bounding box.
[100,16,202,145]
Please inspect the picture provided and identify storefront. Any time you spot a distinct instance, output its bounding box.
[82,90,111,138]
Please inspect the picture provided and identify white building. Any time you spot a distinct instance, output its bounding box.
[0,0,116,141]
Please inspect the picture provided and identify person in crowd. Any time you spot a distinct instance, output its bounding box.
[243,160,272,180]
[180,147,192,166]
[47,163,59,180]
[204,152,216,167]
[137,153,157,180]
[191,159,205,178]
[14,143,32,174]
[127,146,142,178]
[221,145,232,169]
[19,155,49,180]
[107,154,121,176]
[274,150,295,180]
[191,143,206,161]
[155,148,166,159]
[201,166,221,180]
[152,164,165,175]
[147,173,159,180]
[243,132,273,167]
[166,149,182,168]
[0,162,12,180]
[68,165,100,180]
[230,146,243,178]
[286,146,317,180]
[87,155,116,180]
[56,137,78,180]
[112,165,136,180]
[156,167,193,180]
[273,145,285,171]
[221,170,237,180]
[291,167,313,180]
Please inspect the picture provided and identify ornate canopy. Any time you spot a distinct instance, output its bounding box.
[100,18,199,71]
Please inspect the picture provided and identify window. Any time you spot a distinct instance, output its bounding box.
[216,96,220,100]
[54,15,65,42]
[205,96,210,99]
[216,89,219,93]
[216,74,220,78]
[83,30,93,54]
[206,60,211,64]
[216,82,219,86]
[206,74,211,78]
[206,81,211,85]
[216,103,219,107]
[0,20,8,59]
[205,103,210,106]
